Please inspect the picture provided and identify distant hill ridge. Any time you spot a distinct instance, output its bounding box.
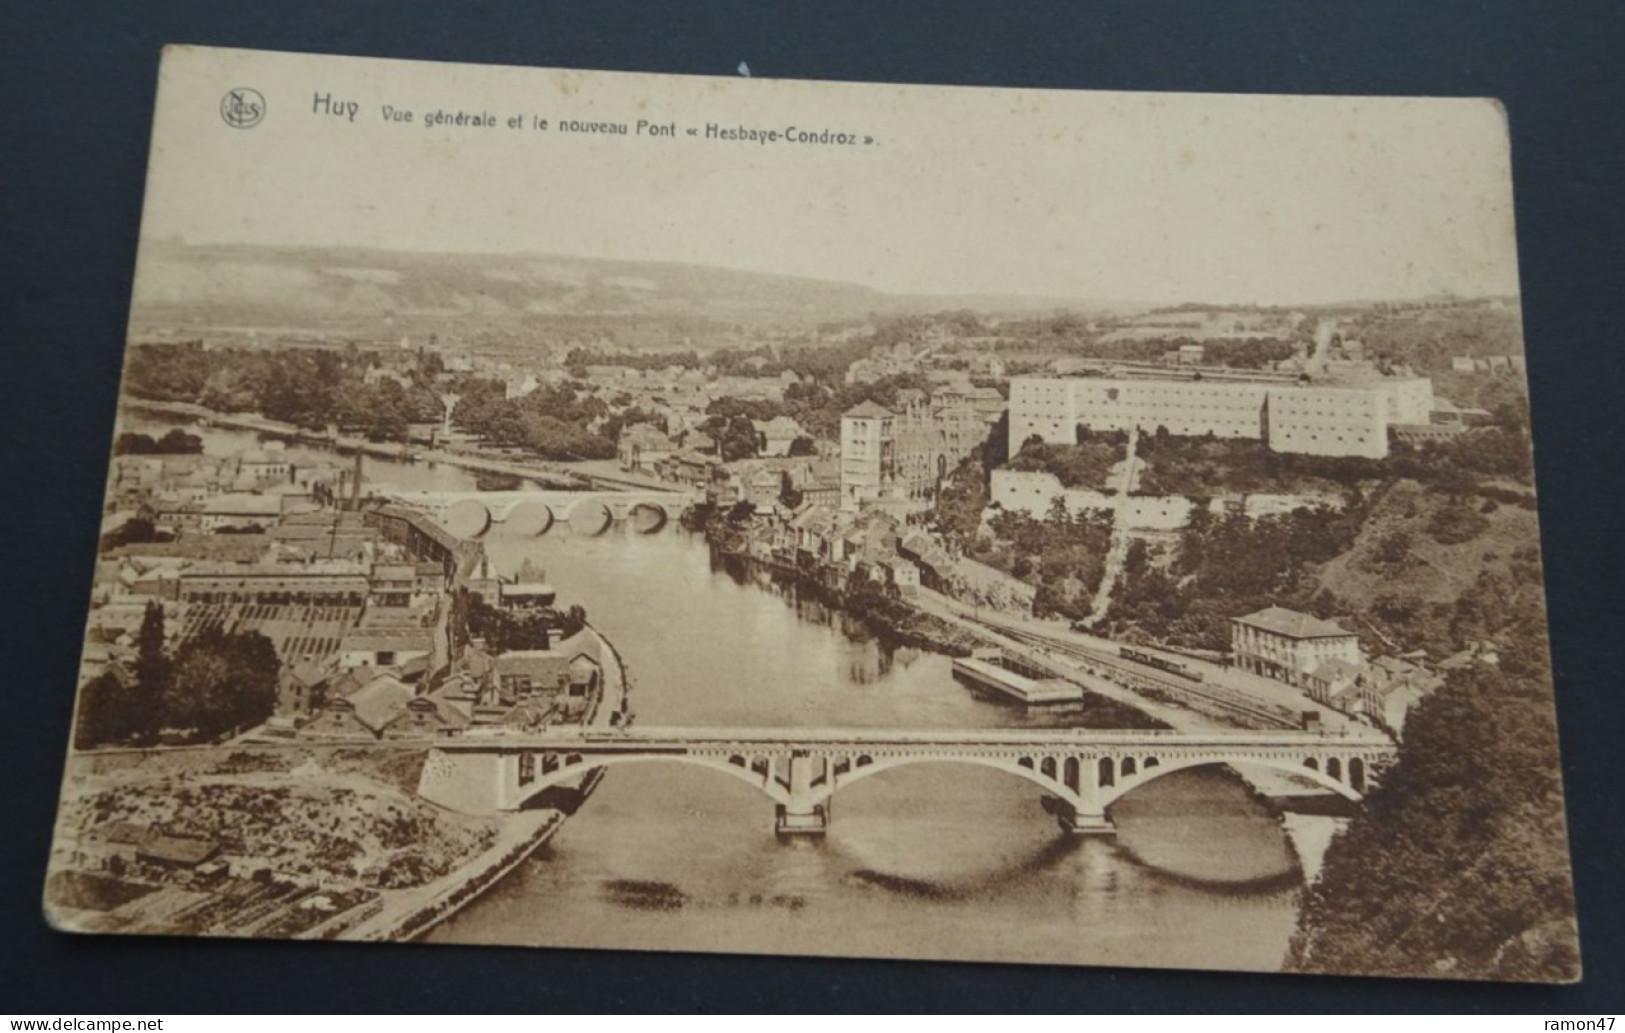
[128,239,1110,331]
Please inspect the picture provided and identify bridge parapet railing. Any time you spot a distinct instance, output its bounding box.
[448,726,1398,749]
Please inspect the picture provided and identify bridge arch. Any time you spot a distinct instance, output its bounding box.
[798,753,1086,812]
[629,501,668,534]
[513,750,1096,815]
[1096,752,1365,809]
[568,499,614,536]
[442,499,492,539]
[498,499,555,537]
[513,751,793,810]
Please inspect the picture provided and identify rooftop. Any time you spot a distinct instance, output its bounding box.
[1233,605,1355,640]
[200,493,284,516]
[843,400,894,420]
[339,629,434,653]
[1311,657,1366,685]
[342,674,415,732]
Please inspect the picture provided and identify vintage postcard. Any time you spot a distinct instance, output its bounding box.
[46,44,1578,981]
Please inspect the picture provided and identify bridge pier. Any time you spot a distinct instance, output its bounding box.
[776,752,828,836]
[775,802,829,836]
[1057,807,1115,836]
[1051,784,1115,836]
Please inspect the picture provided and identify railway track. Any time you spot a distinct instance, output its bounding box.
[994,627,1304,730]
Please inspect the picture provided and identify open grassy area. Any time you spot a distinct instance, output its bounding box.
[1309,479,1545,657]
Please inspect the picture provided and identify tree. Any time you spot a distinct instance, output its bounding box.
[131,602,169,745]
[779,471,804,509]
[1123,538,1149,578]
[787,435,818,457]
[100,516,171,553]
[561,604,589,639]
[1289,664,1577,980]
[74,671,141,748]
[113,429,204,455]
[1426,503,1490,545]
[164,628,280,740]
[701,413,760,462]
[466,594,555,653]
[1368,528,1415,571]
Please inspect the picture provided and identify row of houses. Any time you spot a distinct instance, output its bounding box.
[277,631,605,740]
[617,415,811,474]
[112,442,348,530]
[731,499,1015,612]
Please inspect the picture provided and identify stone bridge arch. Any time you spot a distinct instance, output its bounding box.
[494,499,556,537]
[628,501,669,534]
[441,498,493,539]
[568,499,615,536]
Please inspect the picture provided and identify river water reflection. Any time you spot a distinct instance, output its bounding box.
[435,526,1305,970]
[122,414,1305,970]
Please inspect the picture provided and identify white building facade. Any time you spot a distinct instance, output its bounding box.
[1009,374,1434,459]
[839,401,896,510]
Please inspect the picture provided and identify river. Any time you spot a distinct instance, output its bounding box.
[123,411,1309,971]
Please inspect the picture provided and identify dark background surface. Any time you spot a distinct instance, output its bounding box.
[2,0,1622,1014]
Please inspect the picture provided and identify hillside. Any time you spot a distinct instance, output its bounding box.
[1310,478,1544,658]
[127,239,1113,335]
[129,239,898,331]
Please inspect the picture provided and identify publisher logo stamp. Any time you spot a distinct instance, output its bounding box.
[220,88,266,129]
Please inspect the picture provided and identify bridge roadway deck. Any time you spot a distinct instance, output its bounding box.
[433,725,1394,751]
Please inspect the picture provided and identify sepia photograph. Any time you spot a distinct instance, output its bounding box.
[43,44,1579,982]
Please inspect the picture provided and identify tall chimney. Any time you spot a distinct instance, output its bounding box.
[349,449,364,510]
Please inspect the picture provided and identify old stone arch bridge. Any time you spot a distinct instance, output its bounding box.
[384,489,700,539]
[417,726,1398,836]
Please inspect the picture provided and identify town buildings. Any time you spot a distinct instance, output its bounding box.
[617,423,676,473]
[838,397,989,511]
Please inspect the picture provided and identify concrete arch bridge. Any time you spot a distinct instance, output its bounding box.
[385,489,699,539]
[417,726,1397,837]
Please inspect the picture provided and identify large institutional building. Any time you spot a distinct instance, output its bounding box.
[839,396,986,510]
[1009,371,1434,459]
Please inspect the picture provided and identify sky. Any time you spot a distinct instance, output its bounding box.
[134,45,1524,306]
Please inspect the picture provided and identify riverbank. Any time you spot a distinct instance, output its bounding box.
[119,397,677,495]
[705,539,1170,731]
[708,543,976,657]
[351,622,632,942]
